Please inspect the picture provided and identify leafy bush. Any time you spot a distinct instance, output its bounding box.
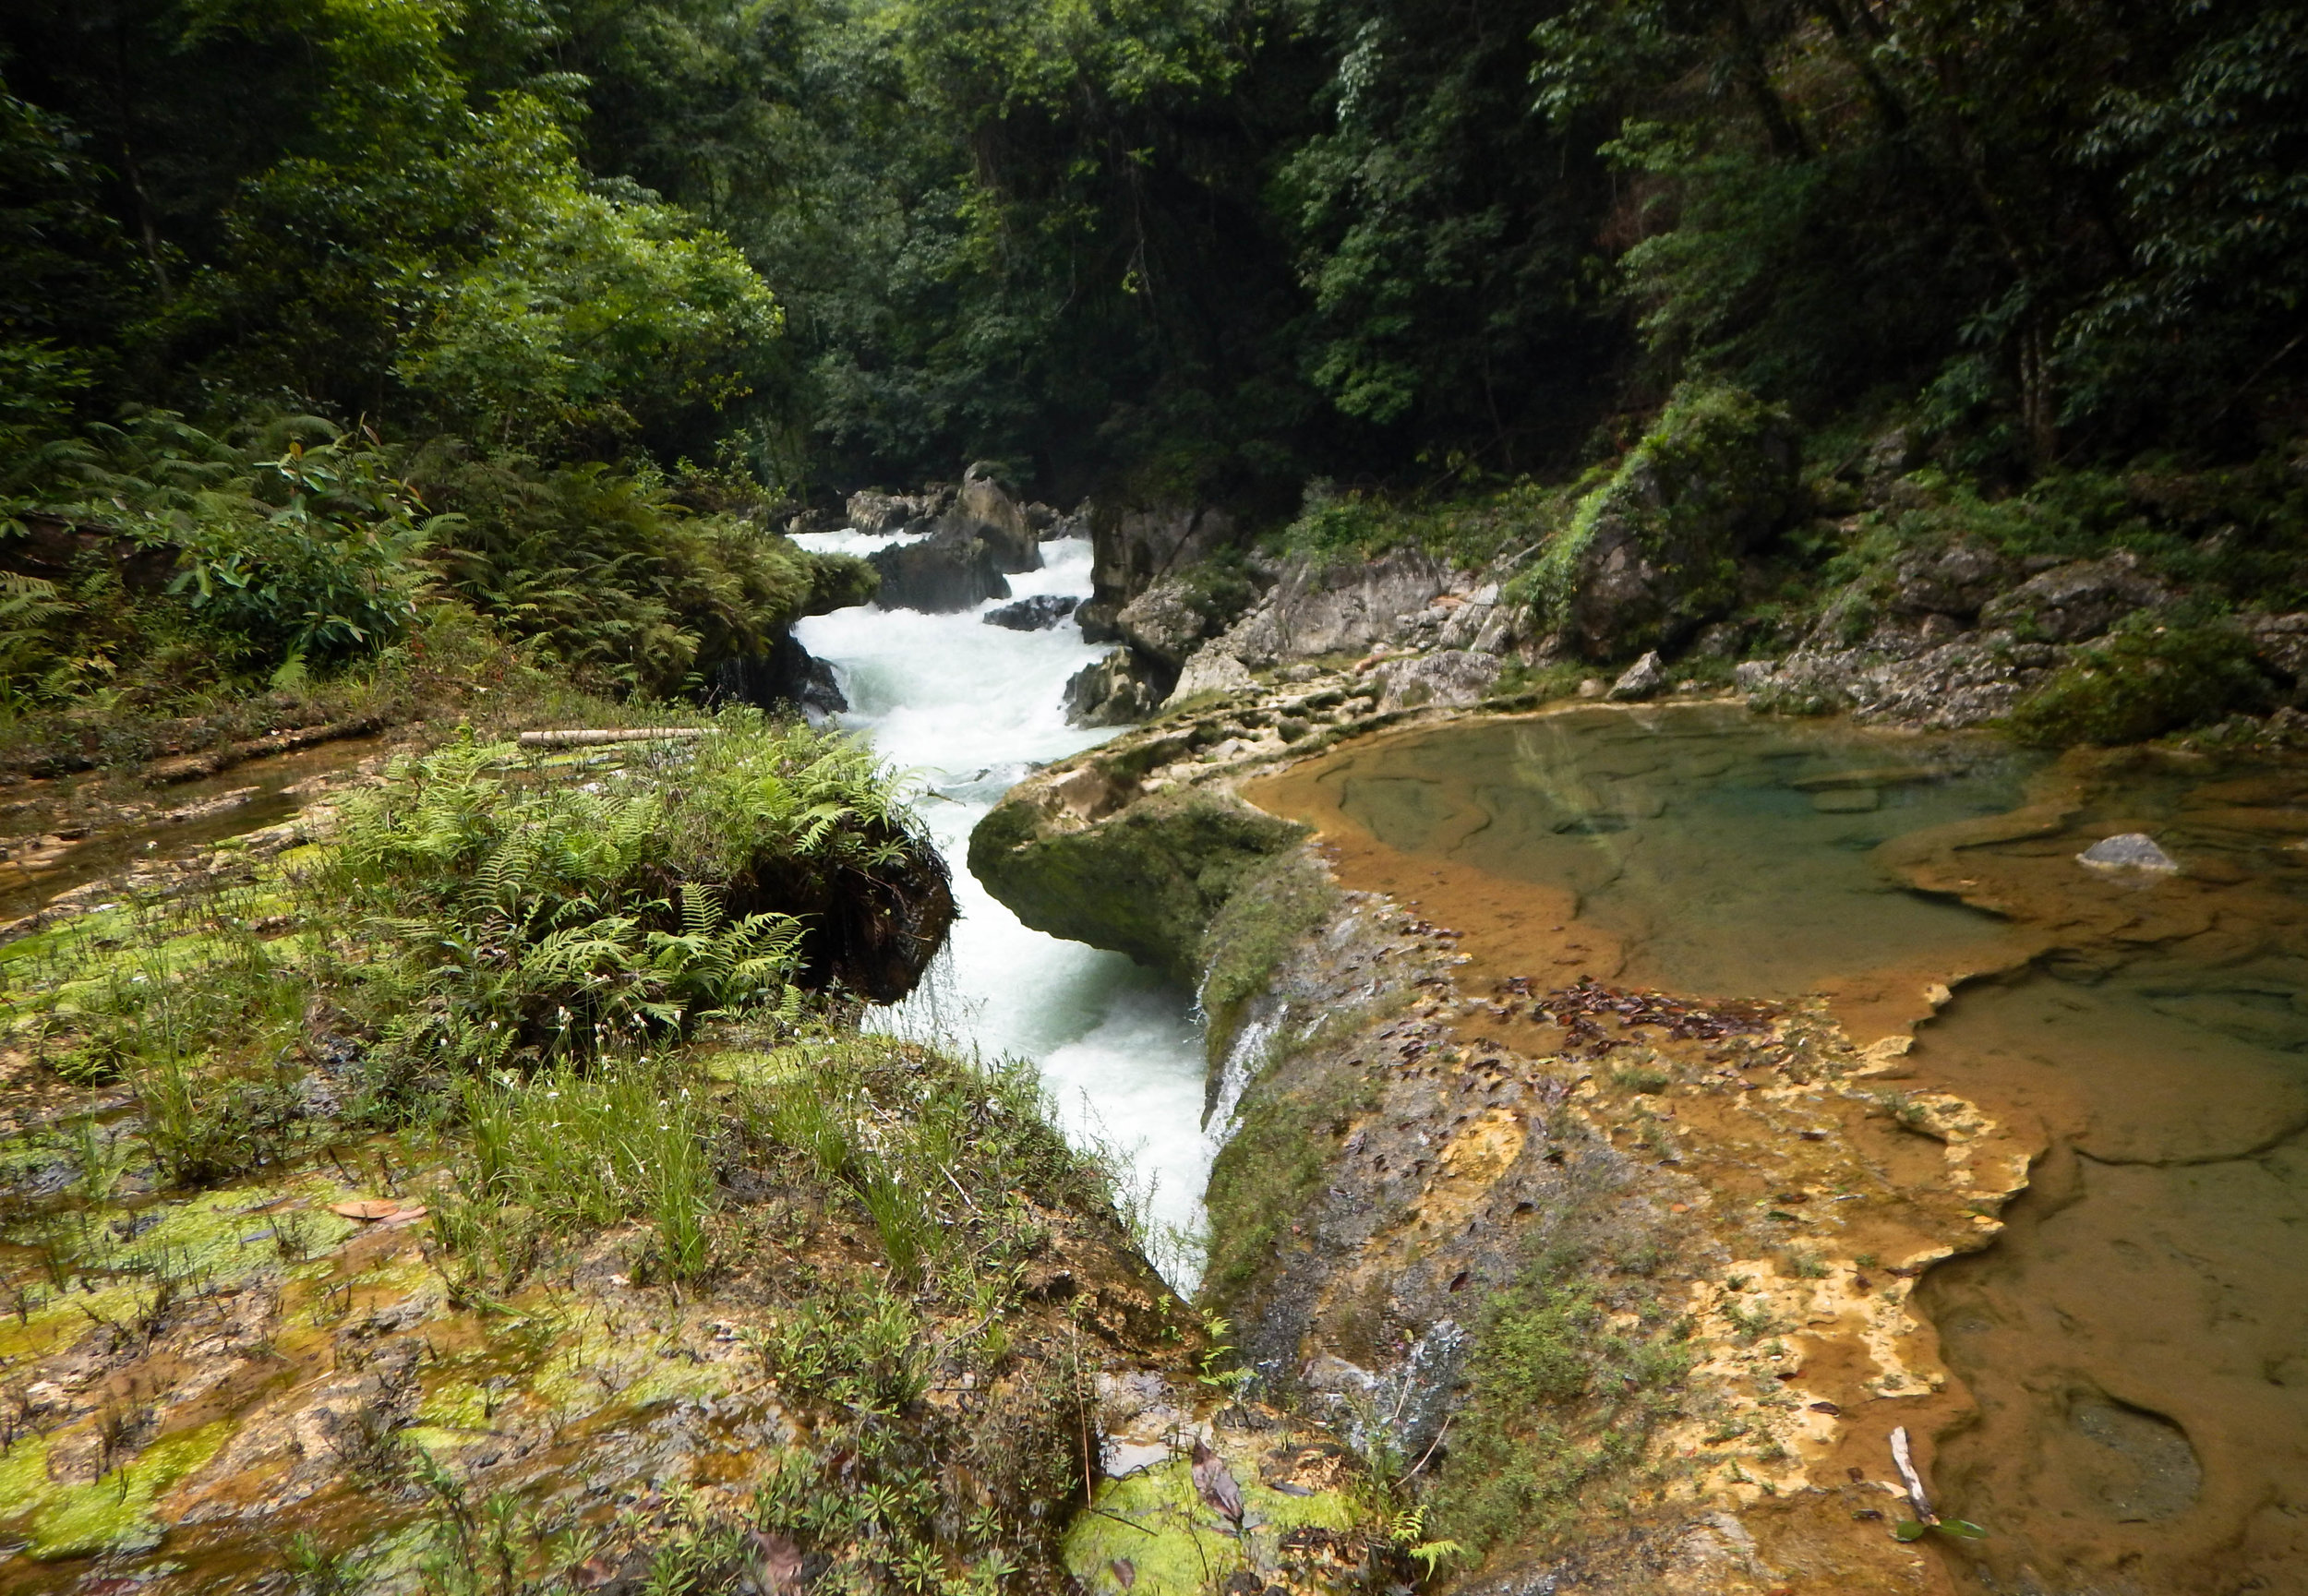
[320,717,944,1094]
[2008,615,2272,746]
[410,446,872,697]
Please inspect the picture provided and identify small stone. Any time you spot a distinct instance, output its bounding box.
[1577,678,1605,699]
[2076,832,2179,873]
[1608,650,1669,701]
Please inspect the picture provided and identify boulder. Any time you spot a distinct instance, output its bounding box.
[1165,645,1257,705]
[847,485,951,536]
[1371,649,1501,713]
[1886,540,2016,620]
[983,594,1078,632]
[1608,650,1669,701]
[947,464,1042,574]
[867,531,1011,613]
[1977,551,2167,642]
[1115,579,1216,672]
[708,633,847,720]
[1063,648,1166,726]
[1527,386,1800,660]
[2238,613,2308,682]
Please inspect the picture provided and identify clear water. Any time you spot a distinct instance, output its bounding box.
[791,534,1210,1277]
[1254,705,2308,1593]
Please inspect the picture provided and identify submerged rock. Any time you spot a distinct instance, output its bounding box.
[2077,832,2180,873]
[983,594,1077,631]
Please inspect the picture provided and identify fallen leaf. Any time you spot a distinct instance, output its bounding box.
[1111,1558,1136,1589]
[379,1204,429,1226]
[1190,1439,1244,1524]
[331,1199,403,1221]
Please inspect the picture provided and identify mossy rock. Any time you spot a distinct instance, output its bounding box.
[2008,618,2273,746]
[1062,1455,1364,1596]
[1513,385,1799,660]
[969,786,1306,985]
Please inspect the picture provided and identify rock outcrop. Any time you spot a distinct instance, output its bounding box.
[708,633,847,719]
[1525,385,1800,660]
[1062,647,1167,726]
[952,462,1043,574]
[1370,647,1502,712]
[1977,549,2167,641]
[1081,501,1242,642]
[868,530,1011,612]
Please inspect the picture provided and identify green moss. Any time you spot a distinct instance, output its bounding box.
[1201,1059,1381,1307]
[1505,385,1798,655]
[1062,1455,1359,1596]
[8,1419,234,1560]
[1198,848,1340,1050]
[2008,617,2272,746]
[1424,1233,1696,1565]
[969,788,1307,985]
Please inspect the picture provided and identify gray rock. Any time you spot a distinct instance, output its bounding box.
[1062,648,1165,726]
[1115,578,1216,671]
[1087,499,1240,628]
[1165,645,1256,705]
[2239,612,2308,681]
[945,464,1041,574]
[867,531,1010,613]
[1224,548,1461,665]
[1608,650,1669,701]
[1372,649,1502,713]
[846,485,951,536]
[708,634,846,721]
[1977,551,2167,642]
[2077,833,2180,873]
[982,594,1077,631]
[1887,539,2015,619]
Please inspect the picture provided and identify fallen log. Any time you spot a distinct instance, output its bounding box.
[146,716,386,786]
[516,727,717,748]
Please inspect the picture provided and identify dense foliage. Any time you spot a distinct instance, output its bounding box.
[8,0,2302,500]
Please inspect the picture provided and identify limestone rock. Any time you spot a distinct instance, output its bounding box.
[984,594,1077,632]
[1084,500,1241,638]
[1886,539,2015,620]
[948,463,1042,574]
[1977,551,2167,642]
[1222,548,1460,666]
[1115,579,1216,671]
[1063,648,1165,726]
[847,485,951,536]
[2239,612,2308,681]
[1165,645,1256,705]
[2077,832,2180,873]
[1531,386,1800,660]
[1371,649,1501,713]
[1609,650,1669,701]
[1740,630,2068,729]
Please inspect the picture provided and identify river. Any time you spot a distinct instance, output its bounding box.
[789,531,1211,1281]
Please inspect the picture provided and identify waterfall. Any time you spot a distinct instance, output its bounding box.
[792,533,1211,1283]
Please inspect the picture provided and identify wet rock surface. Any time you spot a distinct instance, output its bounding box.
[983,594,1078,631]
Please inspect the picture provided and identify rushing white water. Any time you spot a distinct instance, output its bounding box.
[790,534,1210,1280]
